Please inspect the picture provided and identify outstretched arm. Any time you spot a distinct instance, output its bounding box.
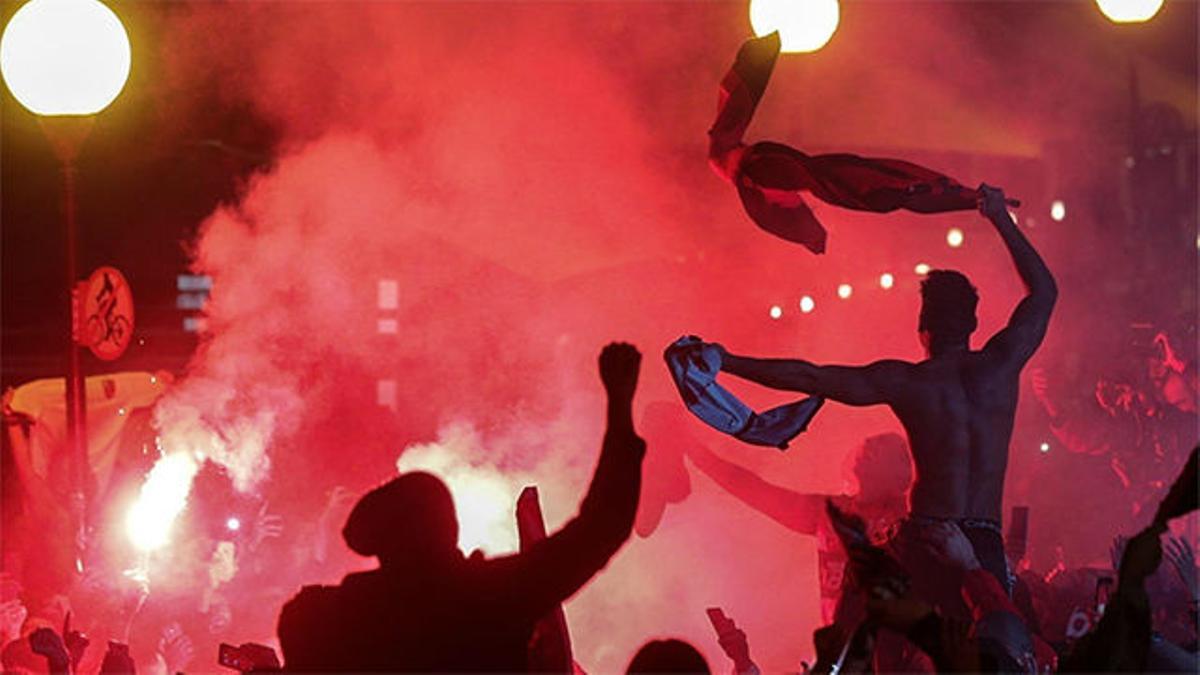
[501,343,646,615]
[979,185,1057,366]
[687,443,825,535]
[719,350,910,407]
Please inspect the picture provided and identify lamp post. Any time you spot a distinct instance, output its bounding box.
[1,0,130,564]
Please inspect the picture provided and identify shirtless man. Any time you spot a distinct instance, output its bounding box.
[713,184,1056,608]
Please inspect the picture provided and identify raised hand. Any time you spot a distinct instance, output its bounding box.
[977,183,1011,222]
[249,502,284,551]
[314,486,356,563]
[1029,367,1059,419]
[1164,536,1199,601]
[599,342,641,403]
[29,627,71,673]
[62,612,90,669]
[1118,525,1163,586]
[157,622,195,674]
[0,599,27,646]
[708,342,729,366]
[917,521,981,572]
[707,608,755,673]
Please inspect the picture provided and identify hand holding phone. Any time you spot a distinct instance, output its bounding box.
[705,608,754,672]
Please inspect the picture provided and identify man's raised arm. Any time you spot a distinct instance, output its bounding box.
[718,349,909,407]
[979,184,1058,366]
[500,343,645,617]
[687,443,824,535]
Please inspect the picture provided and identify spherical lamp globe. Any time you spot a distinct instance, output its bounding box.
[1,0,131,116]
[749,0,840,54]
[1095,0,1164,23]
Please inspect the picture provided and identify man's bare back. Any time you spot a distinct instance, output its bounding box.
[887,350,1021,521]
[714,184,1056,525]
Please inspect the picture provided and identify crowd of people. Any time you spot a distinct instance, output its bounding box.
[0,185,1196,674]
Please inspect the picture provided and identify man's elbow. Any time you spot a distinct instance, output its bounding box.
[1032,275,1057,308]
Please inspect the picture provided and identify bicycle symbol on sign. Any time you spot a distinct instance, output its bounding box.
[82,268,134,361]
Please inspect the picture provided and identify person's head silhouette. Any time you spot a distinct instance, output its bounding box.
[342,472,460,570]
[627,639,711,674]
[918,269,978,356]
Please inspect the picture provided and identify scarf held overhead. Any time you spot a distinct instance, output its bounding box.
[709,31,1001,254]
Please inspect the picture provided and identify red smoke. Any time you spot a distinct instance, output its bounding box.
[130,1,1197,671]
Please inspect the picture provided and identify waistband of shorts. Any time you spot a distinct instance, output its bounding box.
[906,514,1003,534]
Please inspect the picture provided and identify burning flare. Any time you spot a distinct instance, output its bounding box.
[124,452,199,552]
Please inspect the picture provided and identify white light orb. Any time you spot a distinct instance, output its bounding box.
[769,305,783,319]
[946,228,964,248]
[837,283,852,299]
[914,263,931,275]
[1095,0,1163,23]
[1050,200,1066,222]
[799,295,815,313]
[749,0,840,53]
[226,517,241,532]
[879,273,894,289]
[1,0,131,115]
[1038,442,1051,454]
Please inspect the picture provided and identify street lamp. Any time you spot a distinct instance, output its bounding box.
[1094,0,1164,24]
[748,0,840,54]
[1,0,130,565]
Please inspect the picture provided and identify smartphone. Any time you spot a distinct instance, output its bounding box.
[219,643,253,672]
[705,607,733,634]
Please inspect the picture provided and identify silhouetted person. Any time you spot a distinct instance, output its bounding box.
[714,185,1056,611]
[627,639,711,674]
[686,431,911,626]
[277,343,646,672]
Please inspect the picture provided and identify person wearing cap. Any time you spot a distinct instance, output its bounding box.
[277,343,646,672]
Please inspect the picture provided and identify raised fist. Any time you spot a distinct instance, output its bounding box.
[977,183,1010,221]
[29,627,69,661]
[1118,525,1163,585]
[599,342,641,401]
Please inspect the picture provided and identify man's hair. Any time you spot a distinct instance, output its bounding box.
[919,270,979,344]
[627,639,711,674]
[343,472,459,560]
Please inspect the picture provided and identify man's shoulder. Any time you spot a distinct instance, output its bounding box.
[281,583,341,617]
[868,358,920,378]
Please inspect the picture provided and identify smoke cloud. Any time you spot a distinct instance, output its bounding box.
[129,1,1195,671]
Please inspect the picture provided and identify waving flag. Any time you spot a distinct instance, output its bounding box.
[709,32,990,254]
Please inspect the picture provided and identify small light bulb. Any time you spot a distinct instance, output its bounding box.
[769,305,783,319]
[226,517,241,531]
[837,284,852,299]
[1050,200,1065,222]
[879,273,895,289]
[799,296,815,313]
[946,228,964,248]
[1039,442,1050,453]
[914,263,931,275]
